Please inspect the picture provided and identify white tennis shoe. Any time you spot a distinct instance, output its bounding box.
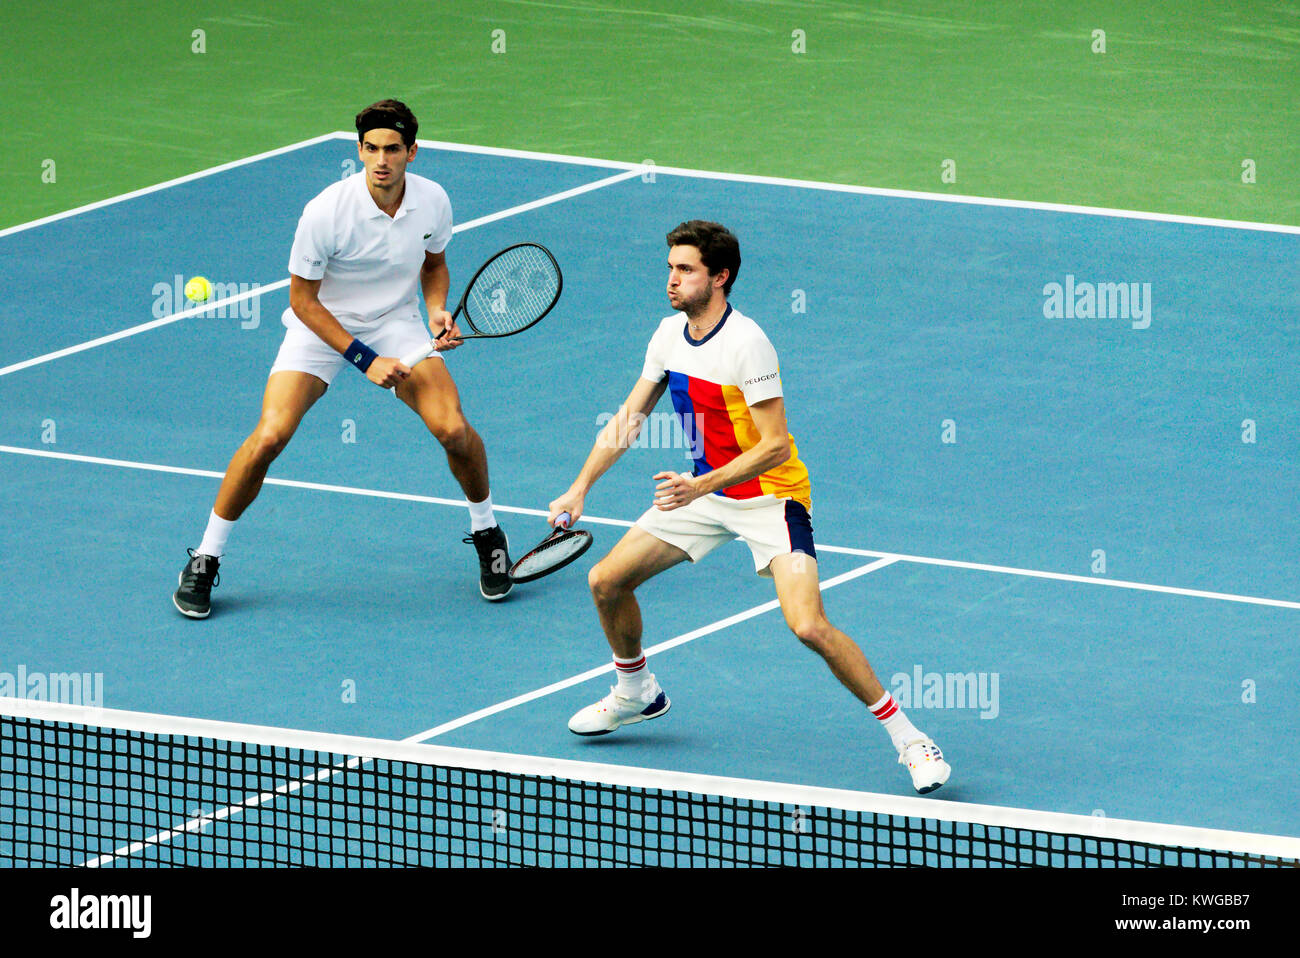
[568,678,671,736]
[899,738,951,794]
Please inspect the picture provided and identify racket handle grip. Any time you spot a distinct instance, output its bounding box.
[399,342,435,369]
[554,511,571,529]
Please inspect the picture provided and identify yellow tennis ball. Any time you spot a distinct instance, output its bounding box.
[184,276,213,303]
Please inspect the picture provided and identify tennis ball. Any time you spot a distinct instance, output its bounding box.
[184,276,213,303]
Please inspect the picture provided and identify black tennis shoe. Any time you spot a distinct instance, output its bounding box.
[173,549,220,618]
[464,526,512,601]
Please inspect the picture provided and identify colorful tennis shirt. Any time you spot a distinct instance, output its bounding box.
[641,305,812,510]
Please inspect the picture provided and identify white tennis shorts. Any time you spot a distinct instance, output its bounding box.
[269,313,441,386]
[635,492,816,577]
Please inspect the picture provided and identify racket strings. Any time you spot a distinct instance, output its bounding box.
[464,245,560,335]
[511,532,590,579]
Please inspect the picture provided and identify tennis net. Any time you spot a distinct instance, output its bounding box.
[2,697,1296,868]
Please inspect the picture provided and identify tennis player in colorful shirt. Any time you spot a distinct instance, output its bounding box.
[549,220,950,794]
[172,100,513,618]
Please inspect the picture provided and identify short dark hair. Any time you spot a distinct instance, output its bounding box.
[355,99,418,147]
[666,220,741,296]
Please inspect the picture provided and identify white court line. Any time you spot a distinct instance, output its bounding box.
[0,169,641,379]
[0,284,280,379]
[82,751,372,868]
[78,556,896,866]
[451,168,642,231]
[816,545,1300,611]
[387,133,1300,236]
[408,557,900,741]
[3,442,1297,612]
[0,445,636,529]
[410,135,640,172]
[0,132,346,239]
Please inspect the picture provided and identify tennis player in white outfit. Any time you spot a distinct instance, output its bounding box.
[174,100,513,618]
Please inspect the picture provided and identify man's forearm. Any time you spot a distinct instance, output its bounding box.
[290,296,356,354]
[691,437,791,495]
[421,262,450,314]
[571,406,647,493]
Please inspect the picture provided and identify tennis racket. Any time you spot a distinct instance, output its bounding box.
[508,512,593,583]
[400,243,562,369]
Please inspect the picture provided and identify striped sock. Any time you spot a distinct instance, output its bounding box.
[613,653,650,698]
[868,691,923,751]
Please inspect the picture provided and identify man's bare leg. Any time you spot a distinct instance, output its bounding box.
[213,371,328,520]
[768,553,887,706]
[396,357,510,599]
[769,552,951,793]
[587,527,692,657]
[395,358,489,502]
[567,528,689,734]
[174,371,327,618]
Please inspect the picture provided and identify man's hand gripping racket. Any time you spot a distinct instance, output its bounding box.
[401,243,563,369]
[508,511,593,583]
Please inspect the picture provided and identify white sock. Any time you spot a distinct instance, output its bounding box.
[197,510,235,558]
[868,691,924,751]
[614,653,651,698]
[467,493,496,532]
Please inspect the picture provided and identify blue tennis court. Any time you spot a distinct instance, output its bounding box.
[1,135,1297,860]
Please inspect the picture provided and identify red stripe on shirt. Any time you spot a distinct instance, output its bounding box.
[687,376,765,499]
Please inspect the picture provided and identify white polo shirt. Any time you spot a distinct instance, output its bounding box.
[283,171,453,334]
